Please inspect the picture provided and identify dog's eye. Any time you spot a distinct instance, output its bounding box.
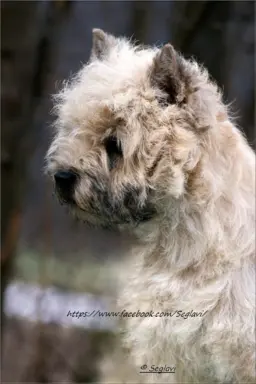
[105,136,122,170]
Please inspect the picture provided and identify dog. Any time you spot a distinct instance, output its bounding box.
[46,29,255,383]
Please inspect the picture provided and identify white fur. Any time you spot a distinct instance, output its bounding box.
[46,31,256,384]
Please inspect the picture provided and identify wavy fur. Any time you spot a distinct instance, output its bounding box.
[46,30,255,383]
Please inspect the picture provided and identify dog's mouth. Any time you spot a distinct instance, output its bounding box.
[55,187,156,229]
[73,198,155,226]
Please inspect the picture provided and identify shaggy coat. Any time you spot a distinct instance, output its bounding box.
[46,30,255,383]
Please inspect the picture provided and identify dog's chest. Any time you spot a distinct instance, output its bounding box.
[118,266,227,381]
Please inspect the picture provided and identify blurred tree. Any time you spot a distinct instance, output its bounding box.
[131,1,152,43]
[1,0,71,338]
[1,0,44,337]
[169,1,255,147]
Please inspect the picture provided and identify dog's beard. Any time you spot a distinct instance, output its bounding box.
[55,187,156,230]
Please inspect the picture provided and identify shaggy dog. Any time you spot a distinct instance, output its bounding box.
[46,29,255,383]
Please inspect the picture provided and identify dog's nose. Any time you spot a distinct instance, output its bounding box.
[54,171,77,202]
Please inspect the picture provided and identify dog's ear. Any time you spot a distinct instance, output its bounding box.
[90,29,116,60]
[150,44,188,105]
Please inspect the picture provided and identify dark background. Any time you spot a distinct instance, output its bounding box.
[1,1,255,382]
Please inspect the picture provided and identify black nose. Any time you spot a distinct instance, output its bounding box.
[54,171,77,202]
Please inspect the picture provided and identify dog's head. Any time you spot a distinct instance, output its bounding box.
[46,29,224,229]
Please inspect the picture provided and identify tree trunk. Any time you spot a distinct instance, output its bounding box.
[1,0,70,338]
[169,1,255,147]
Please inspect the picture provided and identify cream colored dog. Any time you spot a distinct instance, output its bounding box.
[46,29,255,383]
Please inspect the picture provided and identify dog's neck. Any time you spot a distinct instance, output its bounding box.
[134,120,255,278]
